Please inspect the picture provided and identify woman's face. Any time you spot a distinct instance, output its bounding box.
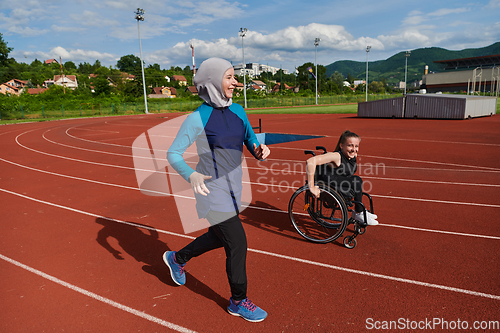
[221,67,238,98]
[340,137,360,159]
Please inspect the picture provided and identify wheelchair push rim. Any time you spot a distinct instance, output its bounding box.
[288,183,349,243]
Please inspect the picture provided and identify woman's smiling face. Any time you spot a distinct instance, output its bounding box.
[340,137,360,159]
[221,67,237,98]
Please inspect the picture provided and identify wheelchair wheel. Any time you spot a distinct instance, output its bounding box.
[288,183,348,243]
[343,236,357,249]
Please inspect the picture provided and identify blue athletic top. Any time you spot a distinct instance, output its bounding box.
[167,102,260,218]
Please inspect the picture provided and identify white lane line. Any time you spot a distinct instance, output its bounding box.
[0,253,197,333]
[362,136,500,147]
[2,148,500,212]
[363,176,500,187]
[2,149,500,239]
[63,124,500,173]
[1,188,499,301]
[362,154,500,172]
[246,205,500,240]
[248,248,500,301]
[371,194,500,209]
[378,223,500,240]
[19,128,500,189]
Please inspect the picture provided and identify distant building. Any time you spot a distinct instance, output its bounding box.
[353,80,365,87]
[148,86,177,98]
[250,80,267,91]
[27,88,48,95]
[0,79,28,95]
[45,59,58,64]
[421,54,500,93]
[53,75,78,89]
[185,86,198,96]
[172,75,188,86]
[0,83,21,95]
[271,82,292,92]
[234,63,289,78]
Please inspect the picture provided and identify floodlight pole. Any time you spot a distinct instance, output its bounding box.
[314,38,320,105]
[365,46,371,102]
[404,50,411,95]
[135,8,148,114]
[239,28,248,108]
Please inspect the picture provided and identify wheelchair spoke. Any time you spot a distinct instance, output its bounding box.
[288,184,348,243]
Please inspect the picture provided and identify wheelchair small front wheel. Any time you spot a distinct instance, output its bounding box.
[343,236,357,249]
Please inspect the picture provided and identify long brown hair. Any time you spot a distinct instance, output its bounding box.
[334,130,361,152]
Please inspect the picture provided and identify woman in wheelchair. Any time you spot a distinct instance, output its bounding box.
[306,130,378,226]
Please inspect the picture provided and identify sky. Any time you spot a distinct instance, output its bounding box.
[1,0,499,73]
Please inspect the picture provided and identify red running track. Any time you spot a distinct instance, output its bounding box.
[1,113,499,332]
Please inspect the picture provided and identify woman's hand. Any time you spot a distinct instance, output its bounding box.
[253,143,270,160]
[188,172,212,196]
[309,184,320,198]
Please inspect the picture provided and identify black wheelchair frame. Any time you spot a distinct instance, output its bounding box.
[288,146,374,249]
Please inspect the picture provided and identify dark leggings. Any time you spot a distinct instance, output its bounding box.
[175,211,247,301]
[322,175,364,212]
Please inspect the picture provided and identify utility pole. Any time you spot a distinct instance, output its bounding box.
[314,38,320,105]
[190,44,196,76]
[365,46,371,101]
[239,28,248,108]
[404,50,411,95]
[135,8,148,114]
[59,57,65,94]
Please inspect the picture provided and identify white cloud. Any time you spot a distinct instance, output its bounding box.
[9,26,49,37]
[403,15,426,26]
[485,0,500,8]
[229,23,384,53]
[18,46,118,63]
[377,29,432,49]
[428,8,469,17]
[146,38,241,67]
[70,10,121,27]
[51,25,86,33]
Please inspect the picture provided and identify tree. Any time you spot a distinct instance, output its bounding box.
[92,75,112,96]
[117,54,142,73]
[78,62,94,75]
[0,33,16,82]
[347,73,355,85]
[331,71,344,94]
[64,61,77,72]
[0,33,13,66]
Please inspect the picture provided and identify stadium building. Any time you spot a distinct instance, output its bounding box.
[421,54,500,94]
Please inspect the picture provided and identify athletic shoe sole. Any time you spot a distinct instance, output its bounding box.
[227,308,267,322]
[163,251,184,286]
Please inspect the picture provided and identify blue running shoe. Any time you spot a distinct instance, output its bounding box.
[163,251,186,286]
[227,298,267,322]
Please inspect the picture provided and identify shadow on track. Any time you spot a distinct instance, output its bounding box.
[95,217,227,310]
[240,200,307,242]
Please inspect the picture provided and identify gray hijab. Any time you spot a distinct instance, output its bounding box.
[194,57,233,109]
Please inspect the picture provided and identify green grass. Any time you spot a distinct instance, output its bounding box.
[246,104,358,114]
[1,97,498,125]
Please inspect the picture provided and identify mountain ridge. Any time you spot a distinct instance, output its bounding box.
[325,42,500,86]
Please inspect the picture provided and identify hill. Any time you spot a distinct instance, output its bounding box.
[325,42,500,86]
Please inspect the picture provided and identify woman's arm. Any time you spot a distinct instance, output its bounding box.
[306,152,341,198]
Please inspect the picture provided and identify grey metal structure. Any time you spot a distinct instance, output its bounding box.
[358,94,497,119]
[357,97,405,118]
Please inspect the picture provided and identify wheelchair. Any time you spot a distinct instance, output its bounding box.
[288,146,374,249]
